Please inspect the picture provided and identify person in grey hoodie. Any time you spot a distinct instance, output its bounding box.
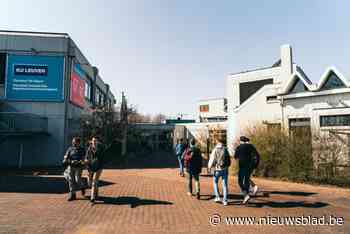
[208,137,231,206]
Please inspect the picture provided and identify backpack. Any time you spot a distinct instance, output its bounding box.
[184,148,193,168]
[215,147,231,169]
[249,146,259,170]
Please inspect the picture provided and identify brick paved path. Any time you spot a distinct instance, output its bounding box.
[1,152,350,234]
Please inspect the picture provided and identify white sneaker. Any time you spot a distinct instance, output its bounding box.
[251,185,258,196]
[223,201,228,206]
[248,186,253,194]
[242,194,250,205]
[214,197,221,203]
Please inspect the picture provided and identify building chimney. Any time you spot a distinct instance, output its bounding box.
[280,44,293,81]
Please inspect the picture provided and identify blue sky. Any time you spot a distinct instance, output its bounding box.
[2,0,349,118]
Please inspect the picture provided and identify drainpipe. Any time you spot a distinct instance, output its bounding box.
[92,67,99,108]
[280,95,285,131]
[63,38,73,153]
[105,84,110,109]
[18,143,23,169]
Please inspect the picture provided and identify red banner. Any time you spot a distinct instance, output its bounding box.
[70,71,85,108]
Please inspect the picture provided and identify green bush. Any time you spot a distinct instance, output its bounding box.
[232,124,350,187]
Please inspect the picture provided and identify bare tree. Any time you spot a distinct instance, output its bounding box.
[152,113,167,124]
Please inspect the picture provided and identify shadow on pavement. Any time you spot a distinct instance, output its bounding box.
[265,191,317,196]
[0,175,114,194]
[200,194,215,201]
[201,193,268,201]
[242,200,329,208]
[96,196,173,208]
[200,192,327,209]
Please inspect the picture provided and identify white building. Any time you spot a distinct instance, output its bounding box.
[226,45,294,149]
[226,45,350,158]
[198,97,227,122]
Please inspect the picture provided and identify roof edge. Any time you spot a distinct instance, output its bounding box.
[0,30,69,38]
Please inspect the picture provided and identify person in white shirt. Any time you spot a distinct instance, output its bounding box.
[208,137,231,206]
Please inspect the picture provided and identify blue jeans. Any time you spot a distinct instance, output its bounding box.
[177,155,184,174]
[213,169,228,202]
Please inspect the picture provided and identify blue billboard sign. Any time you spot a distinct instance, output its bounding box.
[6,55,65,101]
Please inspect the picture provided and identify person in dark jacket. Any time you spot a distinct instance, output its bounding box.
[63,137,86,201]
[234,136,260,205]
[85,136,105,203]
[184,138,202,199]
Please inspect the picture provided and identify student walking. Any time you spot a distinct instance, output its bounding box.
[234,136,260,205]
[208,137,231,206]
[85,136,105,204]
[63,137,86,201]
[175,138,186,177]
[183,139,202,199]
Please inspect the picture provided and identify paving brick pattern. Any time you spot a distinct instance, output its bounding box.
[1,166,350,233]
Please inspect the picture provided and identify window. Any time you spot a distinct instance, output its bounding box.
[266,95,277,102]
[98,91,102,106]
[320,115,350,127]
[107,99,112,109]
[199,104,209,112]
[266,123,281,131]
[84,79,92,101]
[101,93,106,106]
[321,72,346,90]
[289,118,311,141]
[290,79,308,93]
[95,87,101,105]
[96,89,105,106]
[0,53,6,85]
[289,118,310,127]
[239,79,273,104]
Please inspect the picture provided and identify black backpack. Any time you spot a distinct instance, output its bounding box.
[222,148,231,168]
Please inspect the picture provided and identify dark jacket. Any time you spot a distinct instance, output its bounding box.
[234,143,260,169]
[184,146,203,175]
[63,146,85,167]
[86,143,105,172]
